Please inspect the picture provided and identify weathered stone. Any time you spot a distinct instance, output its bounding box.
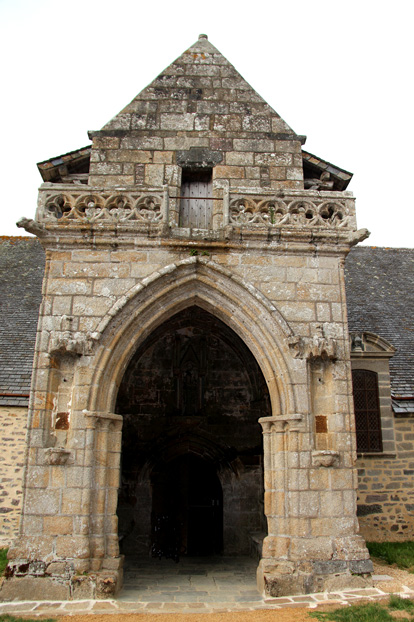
[0,576,70,601]
[2,35,374,602]
[322,573,372,591]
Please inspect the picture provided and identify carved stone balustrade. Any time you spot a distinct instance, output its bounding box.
[34,184,361,244]
[228,188,356,231]
[37,184,168,226]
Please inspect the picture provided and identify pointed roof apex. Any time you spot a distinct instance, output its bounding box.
[185,33,221,55]
[91,35,305,143]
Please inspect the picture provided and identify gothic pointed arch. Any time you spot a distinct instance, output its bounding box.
[85,257,300,418]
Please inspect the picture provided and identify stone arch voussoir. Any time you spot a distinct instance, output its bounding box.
[87,257,298,417]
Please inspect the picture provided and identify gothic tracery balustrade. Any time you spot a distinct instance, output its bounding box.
[37,185,355,231]
[228,194,353,229]
[38,187,164,225]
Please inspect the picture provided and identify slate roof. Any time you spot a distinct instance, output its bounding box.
[345,246,414,411]
[0,237,45,406]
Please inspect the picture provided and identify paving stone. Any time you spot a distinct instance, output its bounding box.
[0,603,38,612]
[292,596,318,602]
[372,574,394,581]
[175,591,207,602]
[62,601,94,610]
[91,602,119,611]
[117,602,147,610]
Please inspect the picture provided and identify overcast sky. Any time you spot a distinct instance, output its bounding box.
[1,0,412,247]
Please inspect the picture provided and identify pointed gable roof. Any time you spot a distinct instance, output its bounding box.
[98,35,303,141]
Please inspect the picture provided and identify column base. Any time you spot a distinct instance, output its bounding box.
[257,558,373,598]
[0,557,124,601]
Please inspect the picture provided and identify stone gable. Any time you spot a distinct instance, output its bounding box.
[88,35,304,194]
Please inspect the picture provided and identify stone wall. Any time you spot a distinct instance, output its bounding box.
[33,245,348,356]
[357,416,414,541]
[0,406,27,547]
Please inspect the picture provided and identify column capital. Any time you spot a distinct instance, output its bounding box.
[258,414,303,434]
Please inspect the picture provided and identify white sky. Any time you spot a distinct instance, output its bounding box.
[1,0,413,247]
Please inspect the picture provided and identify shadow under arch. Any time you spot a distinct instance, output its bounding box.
[116,308,272,558]
[87,257,298,418]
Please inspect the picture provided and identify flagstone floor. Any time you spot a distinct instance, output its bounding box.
[1,556,413,616]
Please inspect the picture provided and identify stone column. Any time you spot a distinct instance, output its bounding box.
[257,414,303,596]
[85,412,123,580]
[257,412,372,597]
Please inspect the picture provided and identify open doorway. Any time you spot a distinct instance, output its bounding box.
[151,454,222,559]
[115,306,271,560]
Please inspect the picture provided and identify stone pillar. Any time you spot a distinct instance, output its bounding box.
[257,413,373,597]
[1,410,123,601]
[85,412,124,595]
[257,414,303,596]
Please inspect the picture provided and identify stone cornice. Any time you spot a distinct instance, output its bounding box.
[88,129,307,144]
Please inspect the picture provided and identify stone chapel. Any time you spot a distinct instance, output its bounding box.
[2,34,404,600]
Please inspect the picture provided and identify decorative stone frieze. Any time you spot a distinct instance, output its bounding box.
[35,184,356,235]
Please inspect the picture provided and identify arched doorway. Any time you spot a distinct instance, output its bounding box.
[151,454,223,558]
[115,306,271,560]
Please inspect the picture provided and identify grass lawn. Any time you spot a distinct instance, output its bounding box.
[367,541,414,573]
[0,550,8,576]
[310,596,414,622]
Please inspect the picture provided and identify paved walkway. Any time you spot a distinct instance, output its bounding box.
[1,556,413,616]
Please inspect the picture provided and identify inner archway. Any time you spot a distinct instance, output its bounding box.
[115,306,271,560]
[151,454,223,558]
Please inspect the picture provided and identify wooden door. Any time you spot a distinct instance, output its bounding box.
[180,173,212,229]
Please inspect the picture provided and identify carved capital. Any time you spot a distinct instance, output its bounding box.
[259,414,303,434]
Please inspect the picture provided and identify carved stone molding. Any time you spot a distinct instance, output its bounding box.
[49,331,97,357]
[289,325,337,361]
[312,450,340,468]
[350,331,396,358]
[44,447,72,466]
[16,217,47,237]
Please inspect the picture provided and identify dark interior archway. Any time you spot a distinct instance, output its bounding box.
[115,306,271,559]
[151,454,223,558]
